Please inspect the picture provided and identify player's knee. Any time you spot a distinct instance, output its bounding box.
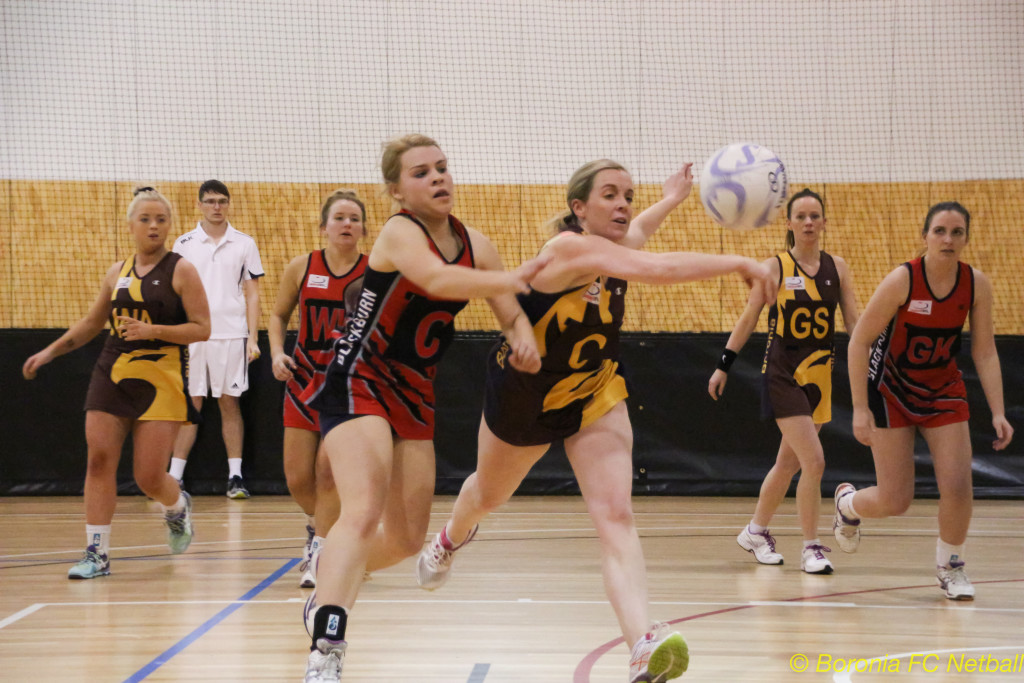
[884,493,914,516]
[589,497,635,532]
[395,530,426,559]
[133,469,167,496]
[801,452,825,480]
[285,468,315,497]
[84,450,119,476]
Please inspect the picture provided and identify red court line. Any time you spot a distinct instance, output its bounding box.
[572,578,1024,682]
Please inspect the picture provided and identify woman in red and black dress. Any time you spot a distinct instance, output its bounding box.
[300,134,548,681]
[269,189,368,588]
[835,201,1013,600]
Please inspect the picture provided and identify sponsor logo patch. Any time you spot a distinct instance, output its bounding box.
[908,299,933,315]
[117,277,132,289]
[785,276,805,290]
[582,281,601,304]
[308,274,330,289]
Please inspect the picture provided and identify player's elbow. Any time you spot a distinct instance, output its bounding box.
[193,320,212,342]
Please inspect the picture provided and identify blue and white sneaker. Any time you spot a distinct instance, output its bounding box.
[68,545,110,580]
[165,491,194,554]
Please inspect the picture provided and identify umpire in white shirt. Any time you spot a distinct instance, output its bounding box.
[170,179,264,498]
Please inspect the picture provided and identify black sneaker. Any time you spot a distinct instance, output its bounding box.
[226,475,250,499]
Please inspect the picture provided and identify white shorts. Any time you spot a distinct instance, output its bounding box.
[187,338,249,398]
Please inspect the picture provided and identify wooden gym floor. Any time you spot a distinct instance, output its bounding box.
[1,495,1022,682]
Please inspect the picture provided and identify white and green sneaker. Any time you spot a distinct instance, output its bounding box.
[165,491,194,554]
[629,623,689,682]
[68,545,110,580]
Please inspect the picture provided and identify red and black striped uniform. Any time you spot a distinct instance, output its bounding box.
[867,257,974,428]
[308,211,473,440]
[283,250,367,431]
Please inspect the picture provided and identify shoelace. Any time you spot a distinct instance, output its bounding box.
[423,538,454,571]
[166,511,188,534]
[806,544,831,559]
[82,549,105,565]
[942,565,969,585]
[756,530,777,552]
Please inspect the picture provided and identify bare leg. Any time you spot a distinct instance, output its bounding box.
[849,426,917,518]
[316,416,394,610]
[751,439,801,528]
[365,438,437,572]
[83,411,131,525]
[314,441,340,536]
[170,396,203,463]
[565,402,648,647]
[131,420,184,506]
[218,394,244,461]
[772,417,825,540]
[444,417,548,545]
[284,427,320,515]
[922,422,973,545]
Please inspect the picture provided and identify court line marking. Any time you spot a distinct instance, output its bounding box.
[121,558,299,683]
[573,578,1024,683]
[0,603,46,629]
[467,663,490,683]
[7,596,1024,613]
[833,644,1024,682]
[3,525,1017,561]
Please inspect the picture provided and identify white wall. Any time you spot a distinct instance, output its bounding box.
[2,0,1021,184]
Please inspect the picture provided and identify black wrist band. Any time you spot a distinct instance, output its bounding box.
[717,348,738,372]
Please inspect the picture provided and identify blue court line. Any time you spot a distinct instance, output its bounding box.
[467,663,490,682]
[122,558,300,682]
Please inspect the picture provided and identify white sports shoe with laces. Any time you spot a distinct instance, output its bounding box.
[737,526,784,565]
[800,543,834,574]
[937,562,975,600]
[304,638,347,682]
[832,483,861,553]
[415,524,477,591]
[628,623,689,682]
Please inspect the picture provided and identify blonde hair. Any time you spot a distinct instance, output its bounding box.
[320,188,366,227]
[127,186,172,221]
[543,159,628,235]
[380,133,441,186]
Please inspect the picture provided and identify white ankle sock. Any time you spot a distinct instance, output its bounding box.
[839,491,860,520]
[163,493,187,515]
[228,458,243,478]
[86,525,111,556]
[937,539,965,568]
[748,522,767,534]
[169,457,187,480]
[803,538,821,549]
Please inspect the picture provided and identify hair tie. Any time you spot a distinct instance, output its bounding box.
[134,186,156,196]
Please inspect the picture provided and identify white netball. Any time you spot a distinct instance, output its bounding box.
[699,143,788,231]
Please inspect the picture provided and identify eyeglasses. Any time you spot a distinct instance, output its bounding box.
[201,198,230,206]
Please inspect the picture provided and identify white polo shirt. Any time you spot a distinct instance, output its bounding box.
[173,222,265,339]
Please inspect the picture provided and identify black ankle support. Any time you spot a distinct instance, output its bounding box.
[312,604,348,644]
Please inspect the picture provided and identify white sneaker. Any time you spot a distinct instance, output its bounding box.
[415,524,477,591]
[299,526,317,588]
[165,491,194,554]
[628,623,689,683]
[937,562,975,600]
[737,526,784,565]
[801,543,834,574]
[304,638,347,683]
[832,483,861,553]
